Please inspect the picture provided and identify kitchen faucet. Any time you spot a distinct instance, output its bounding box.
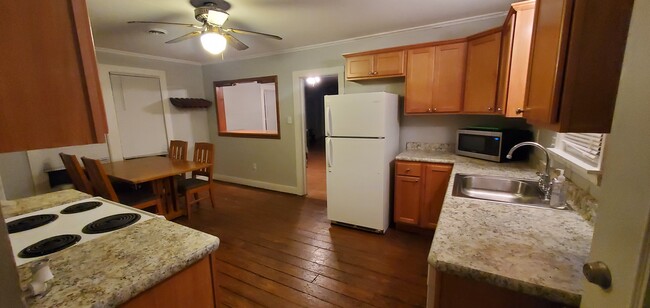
[506,142,553,201]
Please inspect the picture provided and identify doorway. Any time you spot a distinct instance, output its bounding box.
[303,75,339,200]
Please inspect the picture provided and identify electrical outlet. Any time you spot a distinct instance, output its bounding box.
[252,163,257,171]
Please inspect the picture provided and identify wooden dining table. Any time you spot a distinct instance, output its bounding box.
[102,156,211,220]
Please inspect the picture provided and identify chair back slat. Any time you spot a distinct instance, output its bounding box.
[192,142,214,180]
[59,153,94,194]
[169,140,188,160]
[81,157,119,202]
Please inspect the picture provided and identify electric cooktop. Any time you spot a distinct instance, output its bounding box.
[5,197,159,266]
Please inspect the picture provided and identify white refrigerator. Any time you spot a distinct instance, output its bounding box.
[324,92,399,233]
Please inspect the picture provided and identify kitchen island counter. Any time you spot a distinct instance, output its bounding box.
[3,191,220,308]
[396,149,593,306]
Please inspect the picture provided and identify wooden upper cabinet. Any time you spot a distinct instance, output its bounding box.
[345,50,405,80]
[405,41,466,114]
[524,0,572,126]
[496,1,536,118]
[0,0,107,153]
[524,0,633,132]
[405,47,436,113]
[463,29,502,113]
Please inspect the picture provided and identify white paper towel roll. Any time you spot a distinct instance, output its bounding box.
[32,263,54,282]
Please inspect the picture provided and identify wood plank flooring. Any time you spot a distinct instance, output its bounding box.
[175,182,433,307]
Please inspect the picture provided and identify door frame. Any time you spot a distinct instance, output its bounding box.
[291,66,345,195]
[98,65,174,161]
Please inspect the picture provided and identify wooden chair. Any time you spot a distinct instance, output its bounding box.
[59,153,94,195]
[177,142,214,219]
[169,140,188,161]
[81,157,163,214]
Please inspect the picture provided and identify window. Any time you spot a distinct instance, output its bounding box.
[548,132,606,184]
[214,76,280,139]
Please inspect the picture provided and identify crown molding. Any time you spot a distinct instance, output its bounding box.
[203,10,507,65]
[95,10,506,66]
[95,47,203,66]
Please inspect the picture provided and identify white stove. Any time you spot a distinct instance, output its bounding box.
[5,197,160,266]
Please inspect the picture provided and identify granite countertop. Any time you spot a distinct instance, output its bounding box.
[1,189,91,218]
[3,191,220,307]
[396,150,593,306]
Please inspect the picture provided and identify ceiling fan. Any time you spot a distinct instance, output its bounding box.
[128,0,282,55]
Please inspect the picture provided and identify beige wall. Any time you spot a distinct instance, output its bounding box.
[202,15,531,192]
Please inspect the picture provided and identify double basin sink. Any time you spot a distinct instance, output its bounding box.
[452,174,568,210]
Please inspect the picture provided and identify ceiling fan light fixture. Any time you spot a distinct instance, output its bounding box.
[200,32,227,54]
[207,9,229,26]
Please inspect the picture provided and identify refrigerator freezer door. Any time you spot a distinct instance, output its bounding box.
[325,93,395,138]
[326,137,389,232]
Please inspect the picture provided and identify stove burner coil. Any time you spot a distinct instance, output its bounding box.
[82,213,141,234]
[7,214,59,234]
[18,234,82,258]
[60,201,103,214]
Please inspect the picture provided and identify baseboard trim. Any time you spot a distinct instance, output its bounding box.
[214,174,301,195]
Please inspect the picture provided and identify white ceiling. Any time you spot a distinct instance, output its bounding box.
[87,0,515,64]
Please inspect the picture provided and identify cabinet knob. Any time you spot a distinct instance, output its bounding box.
[488,107,493,111]
[516,108,529,115]
[428,108,432,112]
[405,168,411,172]
[497,107,502,111]
[433,107,437,112]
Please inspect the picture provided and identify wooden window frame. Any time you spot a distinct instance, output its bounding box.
[214,75,281,139]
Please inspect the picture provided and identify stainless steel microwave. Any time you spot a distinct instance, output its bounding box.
[455,129,532,162]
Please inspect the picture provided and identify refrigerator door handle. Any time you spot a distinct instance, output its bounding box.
[327,139,333,167]
[326,106,332,137]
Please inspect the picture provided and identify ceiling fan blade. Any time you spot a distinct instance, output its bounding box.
[224,34,249,51]
[128,21,202,29]
[165,31,202,44]
[225,28,282,40]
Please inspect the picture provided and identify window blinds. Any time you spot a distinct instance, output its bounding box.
[562,133,604,161]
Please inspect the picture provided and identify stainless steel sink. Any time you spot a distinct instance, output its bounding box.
[451,174,567,210]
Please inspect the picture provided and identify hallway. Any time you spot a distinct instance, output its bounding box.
[306,138,326,200]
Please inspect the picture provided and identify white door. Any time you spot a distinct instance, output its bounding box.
[325,93,391,138]
[109,74,169,159]
[326,137,387,231]
[581,1,650,306]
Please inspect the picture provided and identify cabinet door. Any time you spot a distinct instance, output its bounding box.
[0,0,107,153]
[496,15,515,115]
[394,175,422,225]
[374,51,405,77]
[524,0,573,125]
[405,47,435,113]
[432,42,467,113]
[346,55,374,79]
[504,2,535,118]
[421,164,452,229]
[463,32,502,113]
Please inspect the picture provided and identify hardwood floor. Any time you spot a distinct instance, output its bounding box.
[175,182,433,307]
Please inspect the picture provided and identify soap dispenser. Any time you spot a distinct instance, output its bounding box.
[550,169,567,209]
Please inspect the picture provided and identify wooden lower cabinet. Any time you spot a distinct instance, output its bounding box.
[394,161,452,229]
[428,267,566,308]
[121,252,217,308]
